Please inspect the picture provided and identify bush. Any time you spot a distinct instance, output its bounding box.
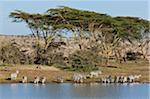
[34,47,66,66]
[0,43,24,64]
[0,43,34,64]
[68,49,102,72]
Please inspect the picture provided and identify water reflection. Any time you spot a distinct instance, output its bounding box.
[0,83,149,99]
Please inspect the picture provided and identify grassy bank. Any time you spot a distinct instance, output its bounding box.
[0,60,149,83]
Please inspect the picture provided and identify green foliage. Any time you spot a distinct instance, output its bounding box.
[68,49,101,72]
[0,43,24,64]
[33,44,66,66]
[46,6,149,40]
[47,52,66,66]
[0,42,36,64]
[10,6,149,41]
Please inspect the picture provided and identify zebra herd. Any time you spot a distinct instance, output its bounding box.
[22,76,46,84]
[10,70,46,84]
[100,75,141,83]
[33,76,46,84]
[10,70,141,84]
[72,72,141,84]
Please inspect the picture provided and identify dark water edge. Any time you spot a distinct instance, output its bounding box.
[0,83,149,99]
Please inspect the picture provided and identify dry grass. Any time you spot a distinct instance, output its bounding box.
[100,60,149,83]
[0,64,73,83]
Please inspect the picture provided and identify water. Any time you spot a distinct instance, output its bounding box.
[0,83,149,99]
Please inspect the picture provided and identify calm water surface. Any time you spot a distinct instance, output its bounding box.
[0,83,149,99]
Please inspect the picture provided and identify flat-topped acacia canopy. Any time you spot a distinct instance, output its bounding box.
[10,6,149,40]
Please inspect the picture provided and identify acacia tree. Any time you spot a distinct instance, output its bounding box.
[10,7,147,50]
[138,28,150,60]
[9,10,60,64]
[87,23,122,65]
[9,6,149,66]
[46,6,149,65]
[9,10,60,51]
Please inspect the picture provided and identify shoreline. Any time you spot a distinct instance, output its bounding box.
[0,82,149,84]
[0,79,149,84]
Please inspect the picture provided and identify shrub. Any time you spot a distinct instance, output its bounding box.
[0,43,34,64]
[68,49,102,72]
[0,43,24,64]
